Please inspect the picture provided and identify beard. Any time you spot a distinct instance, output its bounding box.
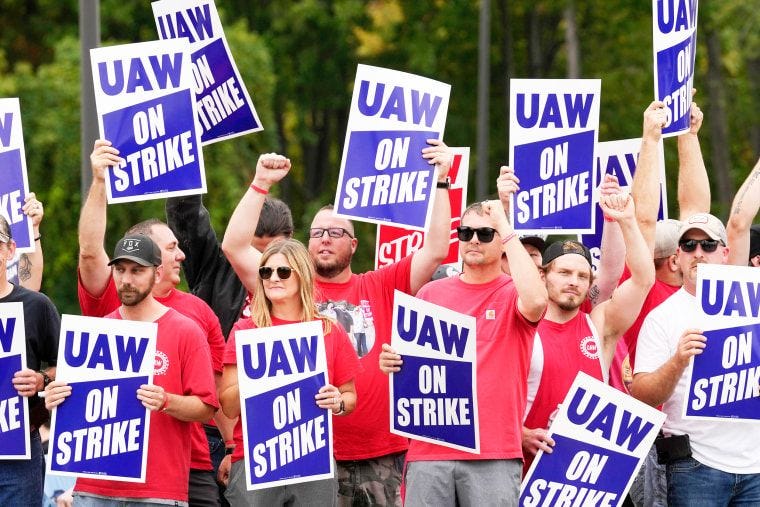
[314,249,352,279]
[118,283,153,307]
[556,297,583,312]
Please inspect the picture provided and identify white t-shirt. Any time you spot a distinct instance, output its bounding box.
[636,287,760,473]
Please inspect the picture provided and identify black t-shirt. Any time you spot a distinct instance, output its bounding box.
[1,283,61,427]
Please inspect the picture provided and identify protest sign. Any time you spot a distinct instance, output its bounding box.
[48,315,157,482]
[0,302,30,459]
[390,291,478,453]
[334,64,451,231]
[375,147,469,269]
[0,98,35,253]
[686,264,760,420]
[653,0,698,137]
[152,0,262,144]
[521,372,665,507]
[235,320,333,490]
[91,39,206,204]
[578,138,667,272]
[509,79,601,235]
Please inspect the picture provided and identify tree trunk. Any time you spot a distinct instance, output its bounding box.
[748,56,760,156]
[564,0,581,78]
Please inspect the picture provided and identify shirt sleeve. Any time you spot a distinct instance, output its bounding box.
[634,311,672,375]
[329,323,363,387]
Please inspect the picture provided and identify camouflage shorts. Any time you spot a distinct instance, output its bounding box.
[336,452,405,507]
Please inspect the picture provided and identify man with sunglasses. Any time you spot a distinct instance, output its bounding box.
[380,199,547,505]
[632,213,760,505]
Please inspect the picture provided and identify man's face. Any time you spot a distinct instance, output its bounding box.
[0,231,15,272]
[148,224,185,287]
[544,254,592,312]
[112,260,157,307]
[459,212,502,268]
[677,229,729,292]
[307,210,357,279]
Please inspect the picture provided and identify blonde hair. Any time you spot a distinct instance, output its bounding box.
[251,238,332,333]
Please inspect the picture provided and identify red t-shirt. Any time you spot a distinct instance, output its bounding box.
[406,274,538,462]
[313,254,414,461]
[77,272,224,470]
[75,309,218,502]
[224,316,362,464]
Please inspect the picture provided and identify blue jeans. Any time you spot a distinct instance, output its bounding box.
[667,456,760,506]
[0,430,44,505]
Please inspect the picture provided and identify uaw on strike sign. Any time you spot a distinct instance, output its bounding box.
[0,303,30,459]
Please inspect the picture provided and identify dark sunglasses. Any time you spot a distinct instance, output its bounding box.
[457,226,498,243]
[679,238,720,253]
[308,227,353,239]
[0,232,9,244]
[258,266,293,280]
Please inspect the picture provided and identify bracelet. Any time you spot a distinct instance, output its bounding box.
[160,393,170,412]
[603,216,614,222]
[436,178,451,190]
[225,440,235,447]
[332,399,345,416]
[501,232,517,245]
[250,183,269,195]
[225,446,235,455]
[34,235,41,241]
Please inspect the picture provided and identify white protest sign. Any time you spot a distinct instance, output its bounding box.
[0,302,30,459]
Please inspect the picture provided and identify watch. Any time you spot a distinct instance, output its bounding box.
[333,399,345,416]
[39,370,52,389]
[436,177,451,190]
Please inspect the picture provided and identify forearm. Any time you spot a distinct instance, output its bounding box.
[591,220,624,306]
[619,215,655,290]
[632,138,662,250]
[214,410,237,442]
[220,384,241,419]
[78,179,111,292]
[162,393,215,422]
[503,233,548,322]
[677,133,710,219]
[410,186,451,294]
[221,186,265,293]
[630,358,686,407]
[727,158,760,265]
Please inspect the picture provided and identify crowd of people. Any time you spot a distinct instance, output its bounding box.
[1,91,759,507]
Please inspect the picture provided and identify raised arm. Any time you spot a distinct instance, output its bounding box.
[632,102,666,253]
[589,174,626,307]
[221,153,290,293]
[165,195,219,290]
[410,139,453,294]
[594,194,654,365]
[726,156,760,266]
[78,139,121,296]
[497,165,520,223]
[676,94,710,220]
[487,199,547,322]
[17,192,44,290]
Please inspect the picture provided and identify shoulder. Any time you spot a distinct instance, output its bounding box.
[11,285,58,313]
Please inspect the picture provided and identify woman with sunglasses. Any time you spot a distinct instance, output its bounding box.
[220,238,361,506]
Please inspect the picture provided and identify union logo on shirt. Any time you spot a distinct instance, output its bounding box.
[579,336,599,360]
[154,350,169,375]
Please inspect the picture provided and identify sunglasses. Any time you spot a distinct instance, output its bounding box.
[0,232,9,244]
[457,226,498,243]
[679,238,720,253]
[258,266,293,280]
[308,227,353,239]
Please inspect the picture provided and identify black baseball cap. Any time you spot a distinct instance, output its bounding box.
[542,240,592,267]
[108,234,161,267]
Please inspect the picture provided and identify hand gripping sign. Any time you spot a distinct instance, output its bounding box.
[48,315,157,482]
[375,147,469,269]
[235,320,334,490]
[0,98,35,253]
[687,264,760,420]
[390,291,479,453]
[509,79,601,235]
[335,64,451,231]
[0,302,30,459]
[653,0,698,137]
[91,39,206,204]
[578,138,667,272]
[521,372,665,507]
[152,0,263,144]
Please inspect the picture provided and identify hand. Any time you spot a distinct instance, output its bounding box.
[422,139,453,181]
[481,199,511,235]
[379,343,403,374]
[643,101,667,142]
[90,139,122,181]
[22,192,44,227]
[675,328,706,366]
[599,192,633,223]
[252,153,291,191]
[44,380,72,410]
[688,90,703,135]
[522,427,555,456]
[315,384,342,412]
[55,486,74,507]
[137,384,168,412]
[497,166,520,210]
[12,368,42,397]
[217,454,232,486]
[598,173,621,197]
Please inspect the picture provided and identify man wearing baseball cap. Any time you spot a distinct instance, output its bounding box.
[46,233,218,506]
[522,192,654,470]
[632,213,760,504]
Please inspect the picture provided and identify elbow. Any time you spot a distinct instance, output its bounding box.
[727,214,752,239]
[220,393,240,419]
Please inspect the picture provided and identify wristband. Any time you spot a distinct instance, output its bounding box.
[225,446,235,455]
[332,399,345,416]
[603,215,614,222]
[250,183,269,195]
[436,178,451,190]
[34,235,41,242]
[160,393,170,412]
[501,232,517,245]
[225,440,235,447]
[39,370,52,389]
